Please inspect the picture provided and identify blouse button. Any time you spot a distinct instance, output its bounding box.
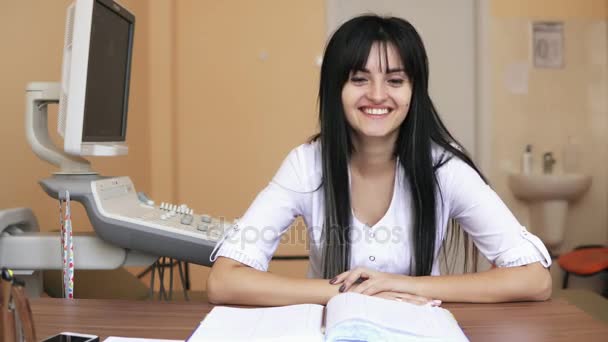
[369,256,376,262]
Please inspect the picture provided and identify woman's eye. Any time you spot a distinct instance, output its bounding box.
[350,76,367,84]
[388,78,405,86]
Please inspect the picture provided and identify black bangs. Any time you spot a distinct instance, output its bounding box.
[322,15,418,86]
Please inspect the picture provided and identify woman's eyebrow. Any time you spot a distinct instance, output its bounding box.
[386,68,406,74]
[354,67,406,74]
[352,68,370,74]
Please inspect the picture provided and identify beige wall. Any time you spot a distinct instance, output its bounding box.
[0,0,150,233]
[171,0,325,289]
[490,0,608,291]
[492,0,608,19]
[145,0,326,290]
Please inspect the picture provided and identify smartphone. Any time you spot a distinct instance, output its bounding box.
[41,332,99,342]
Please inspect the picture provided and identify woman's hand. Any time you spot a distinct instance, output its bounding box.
[330,267,406,295]
[329,267,441,306]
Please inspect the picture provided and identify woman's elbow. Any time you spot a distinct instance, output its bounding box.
[528,265,553,301]
[207,268,228,304]
[207,259,239,305]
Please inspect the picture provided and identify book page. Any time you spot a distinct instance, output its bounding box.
[325,293,467,340]
[188,304,324,342]
[105,338,182,342]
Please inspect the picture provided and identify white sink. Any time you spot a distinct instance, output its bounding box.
[507,173,592,254]
[508,174,591,202]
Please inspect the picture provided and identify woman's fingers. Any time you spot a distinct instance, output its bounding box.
[394,292,432,306]
[349,273,398,295]
[329,270,350,285]
[350,278,381,295]
[339,273,360,292]
[340,269,372,292]
[329,268,372,292]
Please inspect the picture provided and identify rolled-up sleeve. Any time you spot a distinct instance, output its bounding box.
[439,157,551,268]
[213,146,314,271]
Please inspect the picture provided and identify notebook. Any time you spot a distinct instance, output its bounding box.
[187,292,468,341]
[104,338,182,342]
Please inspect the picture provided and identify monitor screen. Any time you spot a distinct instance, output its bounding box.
[82,0,133,142]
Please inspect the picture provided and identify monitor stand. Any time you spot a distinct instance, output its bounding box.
[25,82,95,175]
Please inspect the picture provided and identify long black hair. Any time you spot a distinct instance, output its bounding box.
[316,15,486,278]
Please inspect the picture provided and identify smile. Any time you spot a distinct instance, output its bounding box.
[359,107,393,117]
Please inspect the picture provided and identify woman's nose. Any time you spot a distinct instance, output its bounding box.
[367,81,388,102]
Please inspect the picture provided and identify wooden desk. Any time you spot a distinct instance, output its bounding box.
[30,298,608,341]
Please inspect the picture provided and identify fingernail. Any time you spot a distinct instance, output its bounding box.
[431,300,442,306]
[329,277,337,284]
[339,284,345,293]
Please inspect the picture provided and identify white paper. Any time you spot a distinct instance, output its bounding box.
[533,22,564,68]
[188,304,324,342]
[325,293,467,340]
[104,338,183,342]
[504,62,529,94]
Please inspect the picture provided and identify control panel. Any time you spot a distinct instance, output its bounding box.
[38,175,232,266]
[92,177,231,242]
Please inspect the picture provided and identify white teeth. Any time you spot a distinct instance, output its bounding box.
[363,108,390,115]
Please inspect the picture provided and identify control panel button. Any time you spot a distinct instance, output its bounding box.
[201,215,212,223]
[181,215,194,225]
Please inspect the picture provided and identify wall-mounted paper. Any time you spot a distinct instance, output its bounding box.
[504,62,529,94]
[533,22,564,68]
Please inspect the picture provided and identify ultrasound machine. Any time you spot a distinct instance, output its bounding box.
[0,0,232,296]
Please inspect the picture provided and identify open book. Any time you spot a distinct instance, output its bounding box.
[187,292,468,341]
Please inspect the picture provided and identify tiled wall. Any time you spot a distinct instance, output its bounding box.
[490,0,608,292]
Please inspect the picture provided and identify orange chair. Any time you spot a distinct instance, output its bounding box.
[557,245,608,294]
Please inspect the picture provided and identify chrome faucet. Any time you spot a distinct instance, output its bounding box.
[543,152,556,174]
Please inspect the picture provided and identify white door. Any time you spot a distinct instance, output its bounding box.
[327,0,479,158]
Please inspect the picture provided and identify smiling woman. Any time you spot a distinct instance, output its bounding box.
[341,43,411,140]
[206,14,552,307]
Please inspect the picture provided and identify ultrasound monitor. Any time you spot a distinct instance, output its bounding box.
[57,0,134,156]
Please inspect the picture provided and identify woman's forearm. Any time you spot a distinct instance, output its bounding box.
[207,257,339,306]
[406,262,552,303]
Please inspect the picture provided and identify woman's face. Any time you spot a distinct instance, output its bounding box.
[341,42,412,142]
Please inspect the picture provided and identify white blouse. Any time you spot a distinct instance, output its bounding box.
[213,141,551,277]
